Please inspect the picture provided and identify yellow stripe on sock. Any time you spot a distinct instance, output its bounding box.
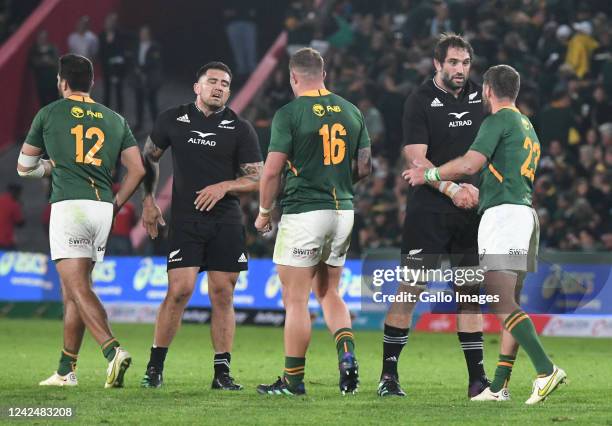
[507,314,529,332]
[101,338,117,350]
[284,366,305,373]
[63,349,78,358]
[334,332,353,342]
[497,361,514,368]
[504,311,526,329]
[504,310,523,326]
[284,369,305,375]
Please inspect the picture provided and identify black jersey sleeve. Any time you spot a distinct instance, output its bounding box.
[149,110,173,150]
[236,119,263,164]
[402,92,429,146]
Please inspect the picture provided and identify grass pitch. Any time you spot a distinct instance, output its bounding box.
[0,319,610,425]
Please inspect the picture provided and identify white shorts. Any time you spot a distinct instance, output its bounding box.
[273,210,354,267]
[478,204,539,272]
[49,200,114,262]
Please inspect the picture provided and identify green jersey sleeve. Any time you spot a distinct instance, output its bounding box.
[357,111,371,149]
[469,115,503,159]
[121,119,138,150]
[269,108,293,154]
[24,108,47,149]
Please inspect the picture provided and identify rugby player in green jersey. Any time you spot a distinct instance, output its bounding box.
[405,64,566,404]
[17,54,145,388]
[255,48,372,395]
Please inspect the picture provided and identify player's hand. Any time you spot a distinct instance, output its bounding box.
[194,182,229,212]
[451,184,479,209]
[401,166,428,186]
[142,199,165,239]
[255,213,272,234]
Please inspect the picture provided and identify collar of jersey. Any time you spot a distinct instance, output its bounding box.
[432,77,472,99]
[67,95,95,103]
[498,106,520,114]
[300,89,331,97]
[194,103,225,117]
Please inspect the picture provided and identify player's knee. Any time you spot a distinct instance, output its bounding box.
[167,283,195,306]
[209,284,234,307]
[282,290,309,309]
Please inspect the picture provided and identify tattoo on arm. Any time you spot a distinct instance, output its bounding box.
[238,161,263,183]
[353,147,372,183]
[142,137,165,197]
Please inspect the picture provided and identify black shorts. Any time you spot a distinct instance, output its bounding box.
[401,208,480,270]
[167,221,248,272]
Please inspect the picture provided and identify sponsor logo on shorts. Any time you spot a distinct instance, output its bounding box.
[291,247,318,259]
[238,253,248,263]
[68,237,91,247]
[168,249,183,263]
[97,246,106,252]
[509,248,528,256]
[406,248,423,261]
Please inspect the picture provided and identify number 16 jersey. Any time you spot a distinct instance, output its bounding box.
[269,89,370,214]
[25,95,137,203]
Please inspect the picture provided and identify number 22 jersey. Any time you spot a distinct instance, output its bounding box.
[269,89,371,214]
[25,95,137,203]
[469,106,541,214]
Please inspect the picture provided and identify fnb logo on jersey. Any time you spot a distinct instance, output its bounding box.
[87,110,103,119]
[71,106,84,118]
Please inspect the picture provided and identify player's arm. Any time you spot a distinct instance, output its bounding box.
[255,151,287,233]
[141,136,167,238]
[404,150,487,185]
[194,120,263,211]
[352,146,372,183]
[16,143,53,179]
[115,146,146,214]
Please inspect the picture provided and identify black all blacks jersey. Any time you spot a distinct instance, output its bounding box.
[150,103,262,224]
[403,78,485,212]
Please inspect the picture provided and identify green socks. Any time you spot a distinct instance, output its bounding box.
[505,310,553,376]
[57,349,78,376]
[101,338,120,362]
[490,354,515,392]
[334,328,355,362]
[283,356,305,390]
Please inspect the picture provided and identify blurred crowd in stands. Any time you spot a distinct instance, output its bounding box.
[1,0,610,256]
[28,13,163,132]
[0,0,40,43]
[242,0,612,256]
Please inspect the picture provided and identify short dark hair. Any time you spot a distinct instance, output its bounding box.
[483,64,520,101]
[433,32,474,63]
[58,54,93,92]
[196,62,232,82]
[289,47,324,77]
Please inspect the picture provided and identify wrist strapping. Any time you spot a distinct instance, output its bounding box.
[438,181,461,199]
[259,205,273,216]
[424,167,441,183]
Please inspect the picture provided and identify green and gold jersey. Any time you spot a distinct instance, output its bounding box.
[269,89,371,214]
[469,107,541,214]
[25,95,137,204]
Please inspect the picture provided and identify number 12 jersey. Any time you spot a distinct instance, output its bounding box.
[25,95,137,203]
